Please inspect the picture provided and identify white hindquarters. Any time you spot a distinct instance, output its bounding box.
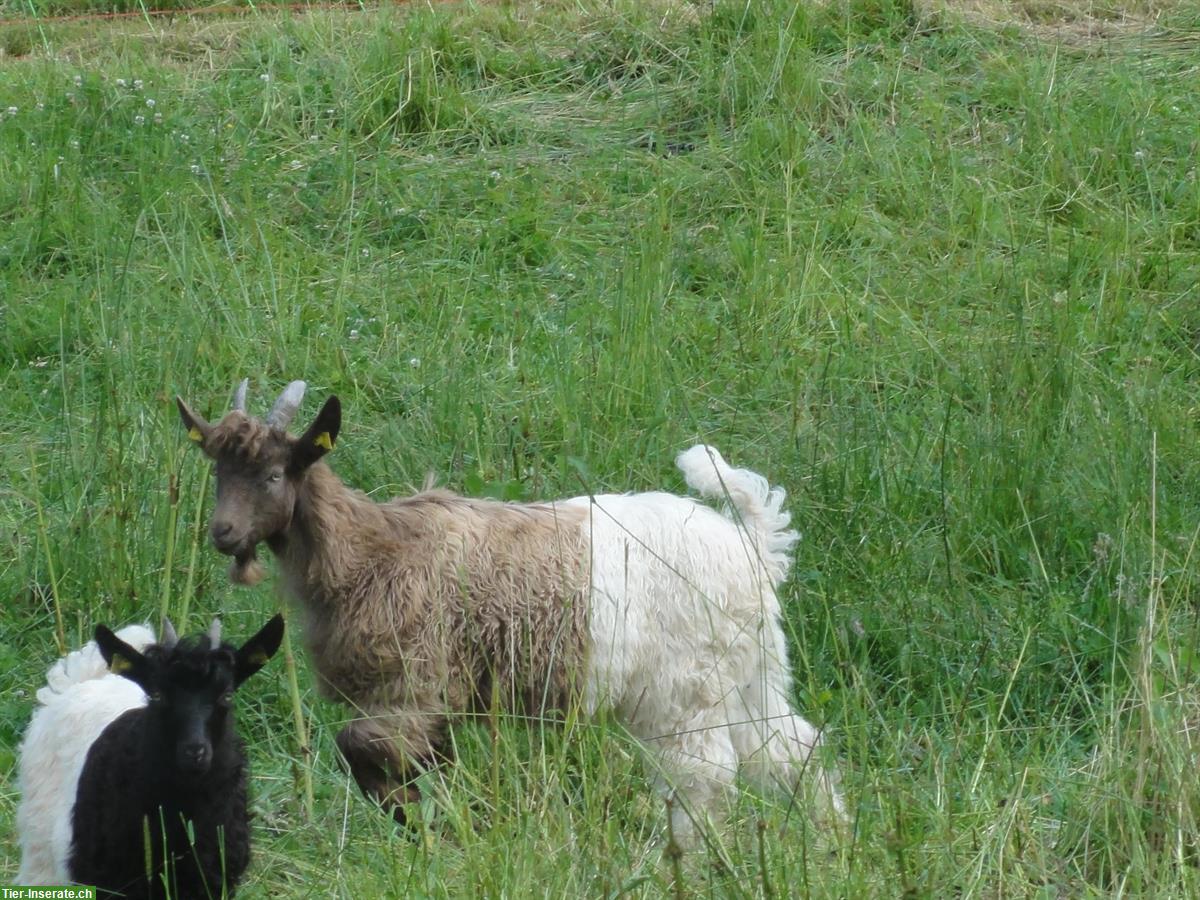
[16,625,153,885]
[566,445,842,838]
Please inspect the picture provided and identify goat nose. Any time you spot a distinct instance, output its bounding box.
[181,743,210,766]
[211,522,239,550]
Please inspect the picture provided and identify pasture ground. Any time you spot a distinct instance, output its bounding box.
[1,0,1199,895]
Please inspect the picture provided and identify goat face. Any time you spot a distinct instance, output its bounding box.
[148,653,235,776]
[177,387,341,567]
[210,440,299,559]
[95,615,285,778]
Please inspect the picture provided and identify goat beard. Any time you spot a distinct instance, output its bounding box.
[229,549,266,586]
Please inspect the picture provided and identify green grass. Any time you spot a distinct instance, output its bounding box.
[1,0,254,22]
[2,0,1200,894]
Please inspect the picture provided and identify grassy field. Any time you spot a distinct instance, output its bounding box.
[1,0,1199,894]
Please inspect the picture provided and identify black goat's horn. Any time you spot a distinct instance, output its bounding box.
[161,618,179,648]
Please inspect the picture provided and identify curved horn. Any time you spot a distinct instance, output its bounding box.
[266,380,307,429]
[231,378,249,413]
[208,618,222,649]
[160,618,179,648]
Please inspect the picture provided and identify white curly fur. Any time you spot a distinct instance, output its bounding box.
[564,445,843,839]
[17,624,154,885]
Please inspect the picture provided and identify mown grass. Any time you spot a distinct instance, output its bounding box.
[1,0,1199,894]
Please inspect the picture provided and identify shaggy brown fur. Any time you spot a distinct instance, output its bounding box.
[279,469,591,715]
[179,397,591,820]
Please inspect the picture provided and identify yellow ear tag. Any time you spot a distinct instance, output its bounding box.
[188,426,203,443]
[314,432,334,451]
[109,653,132,674]
[246,650,269,667]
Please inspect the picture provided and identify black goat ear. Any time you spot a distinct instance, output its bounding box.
[290,395,341,473]
[176,397,212,448]
[234,614,286,686]
[95,625,151,689]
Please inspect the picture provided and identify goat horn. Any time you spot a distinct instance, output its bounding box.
[160,618,179,648]
[231,378,249,413]
[266,380,307,429]
[208,618,222,648]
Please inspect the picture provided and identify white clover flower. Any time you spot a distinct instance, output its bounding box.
[134,115,145,125]
[190,165,202,174]
[134,79,143,90]
[289,159,303,170]
[6,106,16,115]
[145,98,155,108]
[116,78,127,87]
[1134,149,1145,160]
[73,75,81,87]
[153,113,162,124]
[260,73,270,82]
[349,329,360,340]
[409,357,420,368]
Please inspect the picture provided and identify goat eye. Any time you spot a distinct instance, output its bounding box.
[267,472,283,484]
[147,690,163,703]
[219,691,234,706]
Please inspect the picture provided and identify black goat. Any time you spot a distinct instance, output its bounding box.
[17,615,284,899]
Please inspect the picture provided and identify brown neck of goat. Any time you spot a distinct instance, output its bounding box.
[267,463,388,599]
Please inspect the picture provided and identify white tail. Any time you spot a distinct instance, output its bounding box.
[36,624,155,706]
[676,444,798,584]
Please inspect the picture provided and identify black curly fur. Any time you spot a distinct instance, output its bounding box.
[67,617,283,900]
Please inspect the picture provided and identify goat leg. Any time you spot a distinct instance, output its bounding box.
[336,717,449,828]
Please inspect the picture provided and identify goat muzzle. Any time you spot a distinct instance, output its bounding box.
[177,742,213,776]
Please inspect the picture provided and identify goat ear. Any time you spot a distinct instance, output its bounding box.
[290,395,341,473]
[177,397,212,448]
[234,613,285,686]
[95,625,151,689]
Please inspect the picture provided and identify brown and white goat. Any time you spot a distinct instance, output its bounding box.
[178,381,843,839]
